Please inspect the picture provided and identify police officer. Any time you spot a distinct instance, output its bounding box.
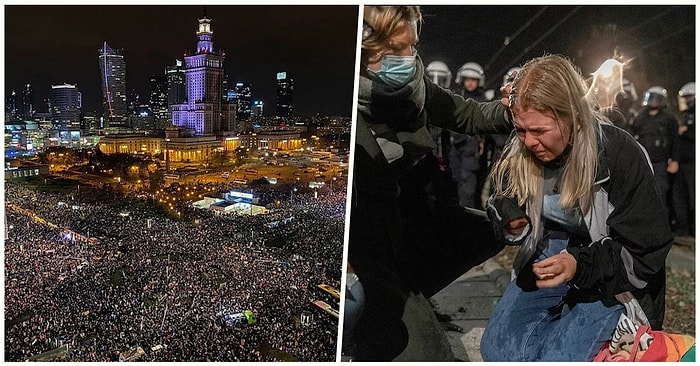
[671,82,695,240]
[630,86,680,222]
[449,61,489,208]
[425,61,454,170]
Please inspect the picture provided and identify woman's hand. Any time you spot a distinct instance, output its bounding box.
[531,252,577,288]
[500,82,513,107]
[500,82,514,122]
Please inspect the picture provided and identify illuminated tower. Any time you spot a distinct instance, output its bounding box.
[149,73,169,126]
[234,82,253,120]
[98,42,128,126]
[21,83,34,120]
[276,72,294,118]
[171,12,234,135]
[166,60,187,123]
[6,91,18,118]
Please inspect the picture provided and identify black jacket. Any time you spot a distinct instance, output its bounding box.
[630,108,680,163]
[487,124,672,329]
[349,74,512,360]
[678,104,695,163]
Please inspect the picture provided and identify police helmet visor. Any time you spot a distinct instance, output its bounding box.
[643,92,665,108]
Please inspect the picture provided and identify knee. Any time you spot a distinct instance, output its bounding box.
[480,326,511,361]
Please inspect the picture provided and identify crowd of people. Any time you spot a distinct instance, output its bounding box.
[5,180,345,362]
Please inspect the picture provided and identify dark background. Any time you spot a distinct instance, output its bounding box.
[5,5,359,117]
[418,5,695,112]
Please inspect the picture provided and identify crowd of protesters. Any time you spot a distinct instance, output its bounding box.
[5,180,345,362]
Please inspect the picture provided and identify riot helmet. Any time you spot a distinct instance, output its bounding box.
[678,82,695,112]
[455,62,485,87]
[642,86,668,109]
[425,61,453,89]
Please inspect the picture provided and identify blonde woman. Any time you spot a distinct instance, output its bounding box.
[480,54,672,361]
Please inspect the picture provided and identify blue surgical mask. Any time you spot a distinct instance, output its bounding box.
[367,54,417,89]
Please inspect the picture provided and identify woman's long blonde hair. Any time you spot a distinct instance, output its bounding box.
[491,54,604,214]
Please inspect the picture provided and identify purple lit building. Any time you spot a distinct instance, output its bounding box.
[171,14,235,135]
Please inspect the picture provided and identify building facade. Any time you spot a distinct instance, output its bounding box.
[149,73,169,125]
[49,84,81,130]
[275,72,294,118]
[166,60,187,115]
[233,82,253,121]
[98,133,163,155]
[171,14,235,135]
[98,42,128,126]
[22,83,34,120]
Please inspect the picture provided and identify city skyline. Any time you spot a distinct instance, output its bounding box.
[5,5,359,117]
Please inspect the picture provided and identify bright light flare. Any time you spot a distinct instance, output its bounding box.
[587,58,626,109]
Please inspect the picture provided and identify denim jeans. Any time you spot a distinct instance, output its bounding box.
[480,237,624,361]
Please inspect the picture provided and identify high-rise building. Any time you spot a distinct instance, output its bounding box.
[50,83,82,130]
[6,91,18,119]
[98,41,128,126]
[275,72,294,118]
[22,83,34,120]
[233,82,253,120]
[131,105,156,130]
[127,89,141,116]
[171,13,235,135]
[149,73,169,125]
[166,60,187,108]
[253,100,264,117]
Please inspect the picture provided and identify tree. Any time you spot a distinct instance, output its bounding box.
[211,151,228,167]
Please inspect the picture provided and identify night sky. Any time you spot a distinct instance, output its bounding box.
[418,5,695,110]
[4,5,359,117]
[4,5,696,118]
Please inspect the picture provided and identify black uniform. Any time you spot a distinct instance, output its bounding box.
[630,108,680,210]
[671,100,695,236]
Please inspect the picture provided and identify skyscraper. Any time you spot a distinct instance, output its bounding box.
[166,60,187,118]
[149,73,169,126]
[234,82,253,121]
[6,91,18,119]
[50,83,81,130]
[275,72,294,118]
[98,41,128,126]
[253,100,264,117]
[21,83,34,120]
[171,13,234,135]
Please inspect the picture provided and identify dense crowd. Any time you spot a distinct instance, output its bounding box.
[5,181,345,361]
